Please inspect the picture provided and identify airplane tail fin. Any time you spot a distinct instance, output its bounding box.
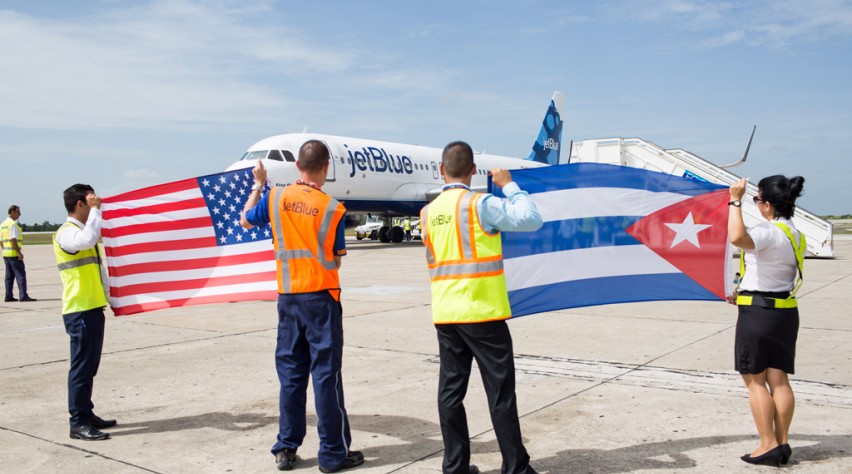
[524,91,564,165]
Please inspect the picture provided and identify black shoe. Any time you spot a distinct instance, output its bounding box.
[20,296,37,302]
[469,465,480,474]
[319,450,364,473]
[741,445,783,467]
[70,425,109,441]
[4,297,17,302]
[275,449,297,471]
[780,444,792,465]
[90,415,117,429]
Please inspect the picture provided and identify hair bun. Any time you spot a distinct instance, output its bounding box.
[787,176,805,201]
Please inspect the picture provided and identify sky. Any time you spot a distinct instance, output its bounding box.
[2,0,851,224]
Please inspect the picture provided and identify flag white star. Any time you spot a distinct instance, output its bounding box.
[665,212,711,249]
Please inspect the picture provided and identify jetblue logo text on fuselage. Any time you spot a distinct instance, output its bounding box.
[544,138,559,151]
[346,144,414,178]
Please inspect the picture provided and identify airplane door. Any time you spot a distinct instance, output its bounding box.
[431,161,439,180]
[321,140,336,182]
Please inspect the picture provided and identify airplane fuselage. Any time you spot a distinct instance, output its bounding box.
[225,132,547,216]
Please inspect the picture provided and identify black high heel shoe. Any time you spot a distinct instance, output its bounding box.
[780,444,792,465]
[741,445,784,467]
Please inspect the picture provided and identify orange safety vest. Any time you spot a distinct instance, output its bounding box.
[268,184,346,300]
[421,188,511,324]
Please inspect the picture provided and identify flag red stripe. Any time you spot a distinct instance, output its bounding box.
[110,271,277,298]
[112,290,278,316]
[102,178,198,203]
[103,216,214,238]
[102,198,207,220]
[107,250,275,277]
[104,237,218,257]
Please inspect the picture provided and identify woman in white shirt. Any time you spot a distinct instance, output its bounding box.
[728,175,805,467]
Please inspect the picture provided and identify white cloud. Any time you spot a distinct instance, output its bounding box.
[600,0,852,49]
[0,1,358,132]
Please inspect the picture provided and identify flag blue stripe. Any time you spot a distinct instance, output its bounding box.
[501,216,643,258]
[493,163,726,197]
[508,273,719,317]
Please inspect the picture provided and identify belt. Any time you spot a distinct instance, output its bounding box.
[736,293,797,309]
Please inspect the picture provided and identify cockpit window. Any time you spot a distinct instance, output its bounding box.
[243,150,268,161]
[267,150,283,161]
[281,150,296,162]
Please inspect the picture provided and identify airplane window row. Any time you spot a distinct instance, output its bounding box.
[335,156,436,173]
[239,150,296,162]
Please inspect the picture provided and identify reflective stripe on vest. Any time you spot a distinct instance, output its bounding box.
[53,222,107,314]
[422,188,511,324]
[269,185,344,296]
[736,222,805,309]
[1,218,23,257]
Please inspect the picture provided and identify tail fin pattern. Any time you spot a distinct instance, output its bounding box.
[524,91,564,165]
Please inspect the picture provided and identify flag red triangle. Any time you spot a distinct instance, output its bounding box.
[626,189,730,299]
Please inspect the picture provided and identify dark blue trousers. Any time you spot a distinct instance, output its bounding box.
[271,291,352,469]
[436,320,534,474]
[63,308,105,427]
[4,257,28,300]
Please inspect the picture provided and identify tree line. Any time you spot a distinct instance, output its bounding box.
[20,221,62,232]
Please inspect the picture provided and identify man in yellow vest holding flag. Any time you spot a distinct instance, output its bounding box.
[2,204,36,302]
[54,184,116,441]
[421,141,542,474]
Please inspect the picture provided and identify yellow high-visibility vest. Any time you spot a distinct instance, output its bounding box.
[736,222,805,309]
[421,188,511,324]
[1,217,23,257]
[53,222,107,314]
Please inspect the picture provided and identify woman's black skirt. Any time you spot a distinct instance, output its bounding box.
[735,293,800,374]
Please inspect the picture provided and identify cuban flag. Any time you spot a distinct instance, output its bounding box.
[493,163,731,318]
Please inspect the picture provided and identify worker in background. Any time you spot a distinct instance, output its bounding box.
[420,141,542,474]
[241,140,363,473]
[2,205,36,302]
[55,185,115,441]
[403,217,412,241]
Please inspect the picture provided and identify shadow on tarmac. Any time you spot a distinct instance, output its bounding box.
[98,410,852,472]
[109,411,276,435]
[527,434,852,473]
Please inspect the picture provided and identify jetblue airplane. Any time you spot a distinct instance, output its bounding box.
[225,91,564,242]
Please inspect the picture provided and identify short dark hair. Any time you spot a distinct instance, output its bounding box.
[298,140,330,174]
[757,175,805,219]
[63,184,95,214]
[8,205,19,215]
[442,141,474,178]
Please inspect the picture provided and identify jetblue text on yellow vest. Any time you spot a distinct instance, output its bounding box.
[1,217,23,258]
[53,222,108,314]
[268,185,345,299]
[736,222,805,309]
[421,188,511,324]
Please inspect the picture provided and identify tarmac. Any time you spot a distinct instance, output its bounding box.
[1,238,850,473]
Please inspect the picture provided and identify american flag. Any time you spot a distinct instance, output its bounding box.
[101,169,279,316]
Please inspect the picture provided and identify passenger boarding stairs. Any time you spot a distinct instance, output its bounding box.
[568,138,834,257]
